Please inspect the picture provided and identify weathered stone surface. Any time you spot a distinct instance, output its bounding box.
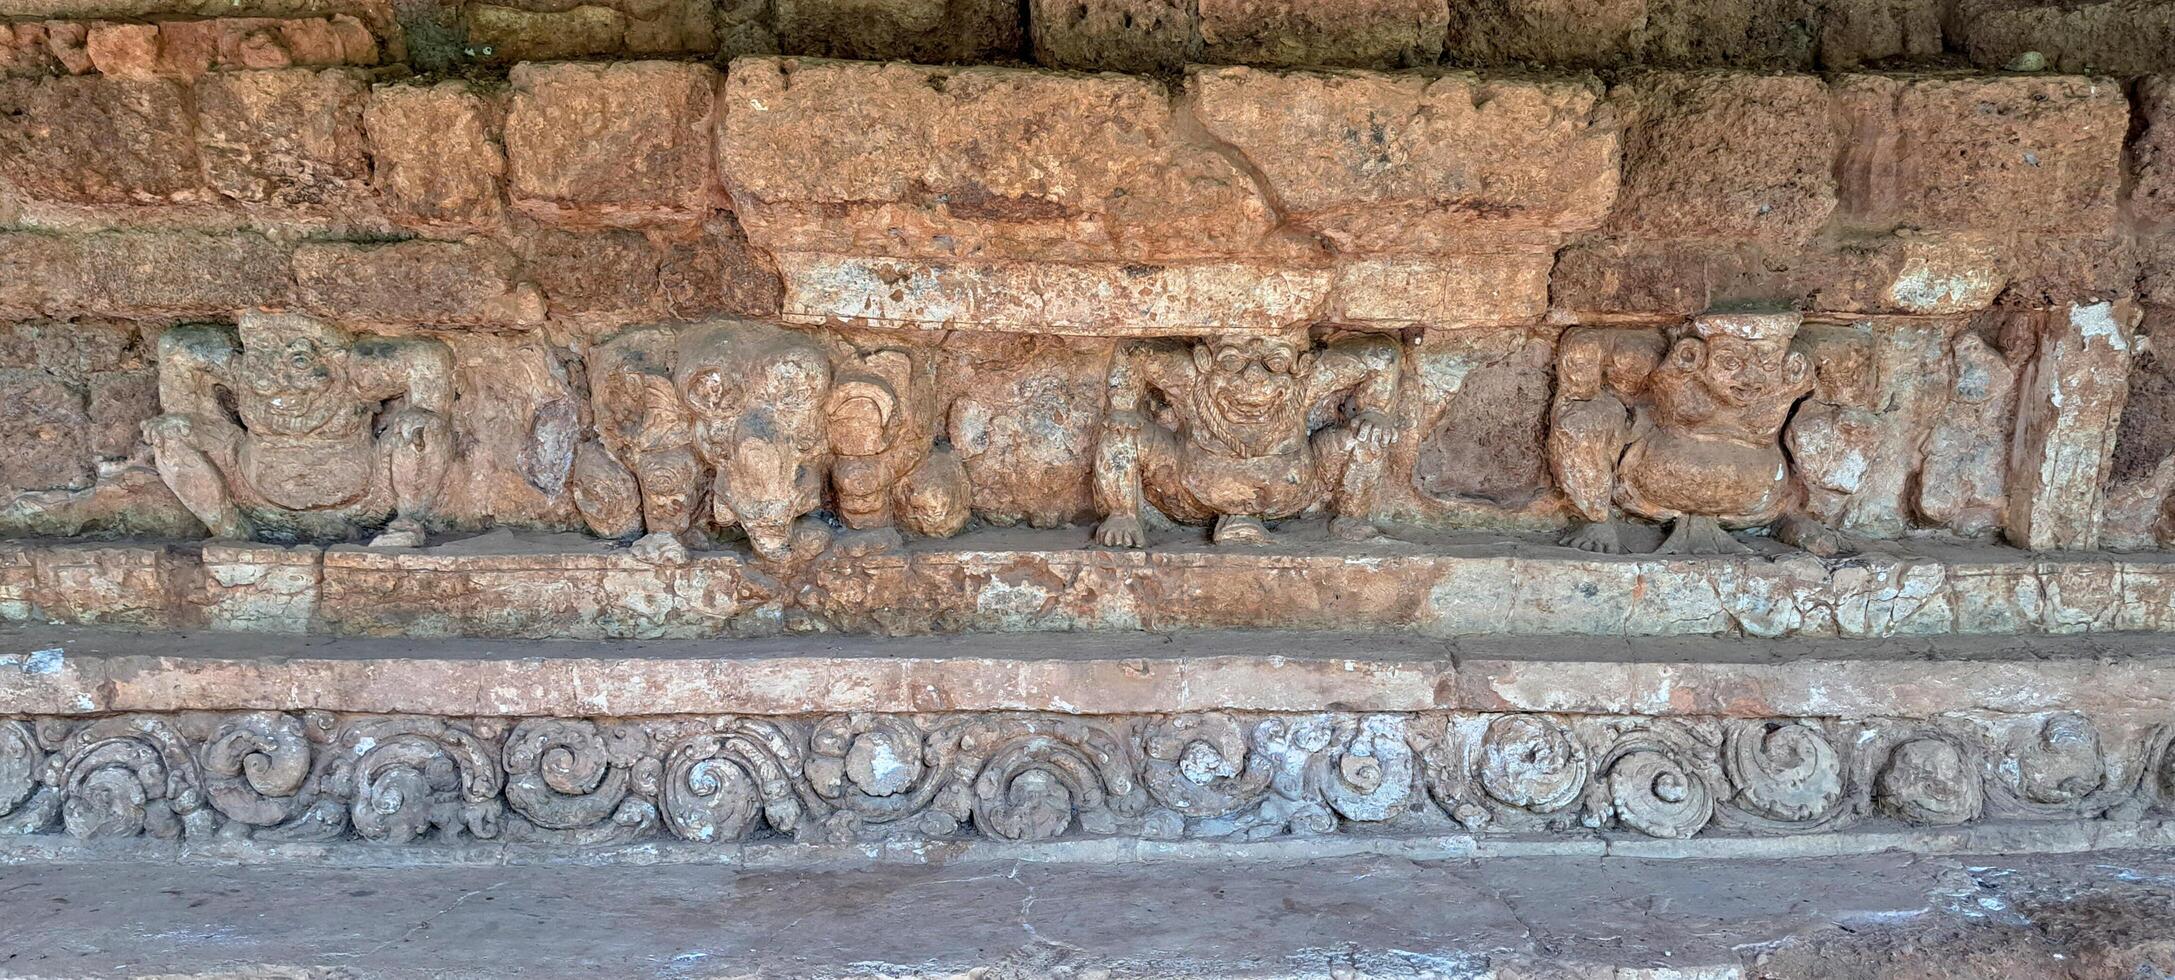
[1818,0,1942,68]
[1407,331,1556,512]
[505,61,716,221]
[2134,76,2175,224]
[775,0,1020,62]
[2007,301,2138,551]
[1549,234,2011,319]
[1954,0,2175,75]
[194,68,369,205]
[721,59,1277,264]
[1029,0,1194,73]
[76,231,292,315]
[1196,0,1447,67]
[84,15,380,79]
[1607,72,1837,243]
[1330,254,1552,327]
[520,224,658,317]
[775,255,1331,333]
[655,216,784,319]
[464,4,628,62]
[293,239,544,326]
[1642,0,1816,67]
[1834,74,2128,235]
[940,337,1109,529]
[1442,0,1645,67]
[0,75,197,203]
[1188,66,1619,251]
[364,81,503,226]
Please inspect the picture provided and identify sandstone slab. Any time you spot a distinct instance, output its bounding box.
[0,75,198,204]
[774,0,1021,62]
[505,61,717,222]
[193,68,369,205]
[1606,72,1837,243]
[293,239,544,327]
[364,81,504,227]
[1196,0,1448,67]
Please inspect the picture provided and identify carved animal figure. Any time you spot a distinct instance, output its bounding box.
[1092,332,1400,548]
[1548,311,1848,556]
[142,313,454,547]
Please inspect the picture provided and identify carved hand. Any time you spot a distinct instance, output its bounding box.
[140,414,194,446]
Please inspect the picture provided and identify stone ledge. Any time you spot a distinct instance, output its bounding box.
[11,530,2175,640]
[5,624,2175,717]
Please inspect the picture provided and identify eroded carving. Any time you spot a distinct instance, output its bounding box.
[1093,332,1400,547]
[144,314,455,547]
[1550,312,1846,556]
[1875,732,1985,826]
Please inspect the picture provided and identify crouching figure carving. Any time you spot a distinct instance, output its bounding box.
[143,313,454,547]
[1548,311,1848,556]
[1093,332,1400,548]
[573,320,968,563]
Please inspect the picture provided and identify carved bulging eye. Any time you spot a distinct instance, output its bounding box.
[1265,354,1293,374]
[1216,352,1244,372]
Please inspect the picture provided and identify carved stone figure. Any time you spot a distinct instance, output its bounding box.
[571,326,701,562]
[143,313,454,547]
[1548,311,1846,556]
[1092,332,1400,547]
[825,344,971,553]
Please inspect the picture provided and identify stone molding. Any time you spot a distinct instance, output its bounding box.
[0,705,2167,851]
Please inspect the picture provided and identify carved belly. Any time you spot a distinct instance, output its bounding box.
[1617,430,1789,523]
[242,437,375,512]
[1179,447,1317,520]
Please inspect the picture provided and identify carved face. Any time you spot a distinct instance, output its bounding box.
[1683,336,1801,409]
[720,429,816,561]
[1199,338,1303,423]
[238,333,348,436]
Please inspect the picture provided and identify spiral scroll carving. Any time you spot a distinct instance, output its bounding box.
[327,718,503,844]
[503,719,659,841]
[54,716,207,841]
[1718,719,1845,828]
[1598,727,1719,840]
[201,712,315,828]
[660,720,814,842]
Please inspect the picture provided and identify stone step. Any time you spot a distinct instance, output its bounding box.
[9,528,2175,640]
[0,625,2171,862]
[3,849,2173,979]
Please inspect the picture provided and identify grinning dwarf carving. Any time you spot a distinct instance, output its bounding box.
[142,313,454,547]
[1548,311,1848,556]
[825,344,971,554]
[1093,331,1400,548]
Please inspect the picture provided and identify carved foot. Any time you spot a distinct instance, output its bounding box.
[1773,514,1856,558]
[1655,515,1751,555]
[629,531,690,565]
[1561,520,1628,554]
[1212,515,1273,546]
[1328,516,1385,543]
[366,518,426,549]
[833,525,904,557]
[1095,515,1145,549]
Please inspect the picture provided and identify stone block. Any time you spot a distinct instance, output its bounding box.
[1442,0,1645,67]
[520,225,659,317]
[0,371,91,491]
[203,542,320,633]
[1029,0,1194,73]
[1955,0,2175,75]
[1642,0,1817,67]
[2135,77,2175,224]
[76,231,293,315]
[293,239,544,327]
[1817,0,1942,68]
[0,233,83,314]
[194,68,369,205]
[776,0,1021,62]
[1330,254,1551,327]
[2007,301,2138,551]
[1187,66,1618,251]
[464,4,628,62]
[0,76,197,204]
[1834,74,2127,235]
[1607,72,1837,243]
[654,217,784,319]
[364,81,504,226]
[505,61,717,221]
[774,255,1332,334]
[720,59,1275,263]
[1197,0,1447,67]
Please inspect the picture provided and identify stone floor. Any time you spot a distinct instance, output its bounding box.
[1,850,2172,979]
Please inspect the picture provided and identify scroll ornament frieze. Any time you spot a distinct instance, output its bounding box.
[123,302,2175,563]
[0,710,2168,849]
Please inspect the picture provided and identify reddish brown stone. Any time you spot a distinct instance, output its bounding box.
[294,239,545,326]
[464,4,627,63]
[1029,0,1194,73]
[505,61,716,221]
[1835,74,2127,235]
[1608,72,1837,243]
[194,68,370,205]
[1643,0,1817,67]
[522,225,659,317]
[1197,0,1447,67]
[0,372,91,490]
[1817,0,1942,68]
[82,21,160,77]
[775,0,1020,62]
[364,81,503,226]
[1442,0,1644,66]
[0,75,198,204]
[1956,0,2175,75]
[655,216,784,319]
[78,231,293,315]
[2136,77,2175,225]
[0,233,84,314]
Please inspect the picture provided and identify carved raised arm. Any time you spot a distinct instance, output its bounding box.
[1311,334,1402,418]
[351,336,456,416]
[154,326,239,421]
